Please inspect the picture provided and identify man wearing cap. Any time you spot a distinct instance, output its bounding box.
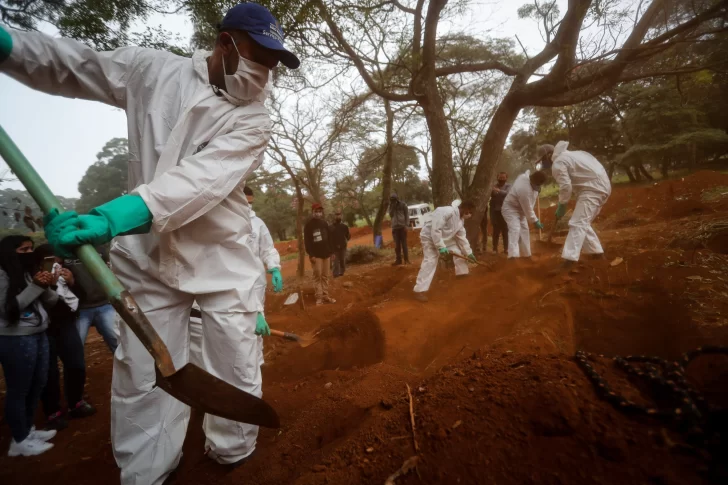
[304,203,336,305]
[1,3,299,483]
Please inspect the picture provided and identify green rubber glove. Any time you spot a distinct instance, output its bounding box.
[43,210,82,258]
[467,253,477,262]
[0,25,12,64]
[535,220,545,230]
[268,267,283,293]
[56,195,152,249]
[438,247,449,255]
[255,312,270,336]
[555,203,567,219]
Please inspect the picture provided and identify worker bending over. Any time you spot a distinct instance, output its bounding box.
[413,202,476,301]
[538,142,612,267]
[1,3,299,483]
[501,170,547,259]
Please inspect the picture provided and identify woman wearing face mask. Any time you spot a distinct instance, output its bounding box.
[0,236,59,456]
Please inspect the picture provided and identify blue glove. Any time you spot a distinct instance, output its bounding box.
[555,203,567,219]
[255,312,270,336]
[438,247,449,255]
[268,267,283,293]
[62,195,152,246]
[535,220,545,230]
[467,253,477,262]
[0,26,12,64]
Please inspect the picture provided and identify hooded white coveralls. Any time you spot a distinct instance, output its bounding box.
[3,30,271,483]
[190,209,280,368]
[413,206,472,293]
[501,170,539,259]
[551,142,612,261]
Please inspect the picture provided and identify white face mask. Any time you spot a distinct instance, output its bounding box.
[221,40,271,105]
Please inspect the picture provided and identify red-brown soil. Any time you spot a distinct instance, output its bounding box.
[1,171,728,485]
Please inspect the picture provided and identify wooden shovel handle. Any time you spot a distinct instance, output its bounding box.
[270,329,301,342]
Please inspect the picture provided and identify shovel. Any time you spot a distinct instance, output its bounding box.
[451,252,490,268]
[270,329,318,348]
[0,126,279,428]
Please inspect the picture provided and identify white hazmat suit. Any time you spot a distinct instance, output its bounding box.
[501,170,539,259]
[551,141,612,261]
[2,30,270,483]
[414,206,472,293]
[190,209,280,368]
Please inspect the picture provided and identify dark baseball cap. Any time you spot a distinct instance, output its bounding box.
[219,2,300,69]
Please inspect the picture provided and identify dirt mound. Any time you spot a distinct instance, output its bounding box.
[658,199,714,220]
[285,351,711,485]
[264,310,386,382]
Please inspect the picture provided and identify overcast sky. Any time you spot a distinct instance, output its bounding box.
[0,1,561,198]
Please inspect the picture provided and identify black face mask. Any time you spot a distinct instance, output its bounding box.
[17,252,37,273]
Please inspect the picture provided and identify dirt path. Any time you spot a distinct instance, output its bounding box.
[1,170,728,485]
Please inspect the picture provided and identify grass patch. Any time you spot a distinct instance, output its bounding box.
[281,252,299,262]
[701,186,728,202]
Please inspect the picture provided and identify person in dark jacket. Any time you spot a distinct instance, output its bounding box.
[490,172,512,253]
[388,193,410,265]
[304,203,335,305]
[34,244,96,431]
[329,211,350,278]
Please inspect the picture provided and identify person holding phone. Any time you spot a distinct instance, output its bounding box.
[0,236,58,456]
[34,245,96,431]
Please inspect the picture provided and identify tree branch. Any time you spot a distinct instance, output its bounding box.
[435,61,520,77]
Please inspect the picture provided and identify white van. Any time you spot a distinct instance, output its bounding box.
[408,203,432,229]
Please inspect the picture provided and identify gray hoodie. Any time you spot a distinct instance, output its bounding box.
[388,195,410,229]
[0,269,57,336]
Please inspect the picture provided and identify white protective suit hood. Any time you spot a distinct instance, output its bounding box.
[553,140,569,160]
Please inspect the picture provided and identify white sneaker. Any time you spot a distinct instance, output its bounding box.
[29,426,57,442]
[8,438,54,457]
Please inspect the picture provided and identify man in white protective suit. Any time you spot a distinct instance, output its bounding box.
[0,3,300,483]
[413,201,477,302]
[537,142,612,268]
[190,185,282,375]
[501,170,547,259]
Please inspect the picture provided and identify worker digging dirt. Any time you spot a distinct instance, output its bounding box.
[413,201,477,302]
[501,170,547,259]
[538,141,612,270]
[0,3,299,484]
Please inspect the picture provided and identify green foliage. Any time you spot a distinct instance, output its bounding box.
[76,138,129,214]
[246,169,297,242]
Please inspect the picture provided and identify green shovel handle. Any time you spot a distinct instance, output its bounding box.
[0,125,176,376]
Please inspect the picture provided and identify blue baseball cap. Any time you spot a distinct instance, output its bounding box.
[219,2,300,69]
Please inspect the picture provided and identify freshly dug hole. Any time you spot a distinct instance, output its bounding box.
[264,310,385,382]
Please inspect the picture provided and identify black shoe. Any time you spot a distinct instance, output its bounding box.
[392,261,402,266]
[69,400,97,419]
[45,411,69,431]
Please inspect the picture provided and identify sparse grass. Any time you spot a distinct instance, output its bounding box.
[701,186,728,202]
[281,252,299,262]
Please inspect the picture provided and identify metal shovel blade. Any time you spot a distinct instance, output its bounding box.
[154,364,280,428]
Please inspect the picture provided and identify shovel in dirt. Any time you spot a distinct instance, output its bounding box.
[270,329,318,348]
[0,126,279,428]
[451,252,491,268]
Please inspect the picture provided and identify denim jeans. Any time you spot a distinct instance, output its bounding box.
[0,333,49,442]
[77,303,118,353]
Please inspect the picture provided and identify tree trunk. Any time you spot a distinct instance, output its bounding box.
[633,163,643,182]
[636,162,653,181]
[661,159,669,178]
[620,164,637,183]
[607,162,616,180]
[372,99,395,244]
[463,99,522,250]
[282,160,306,278]
[420,91,454,207]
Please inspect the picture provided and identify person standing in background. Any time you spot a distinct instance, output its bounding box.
[64,247,118,353]
[489,172,511,254]
[305,203,335,305]
[329,211,350,278]
[34,245,96,432]
[0,236,58,457]
[388,193,410,265]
